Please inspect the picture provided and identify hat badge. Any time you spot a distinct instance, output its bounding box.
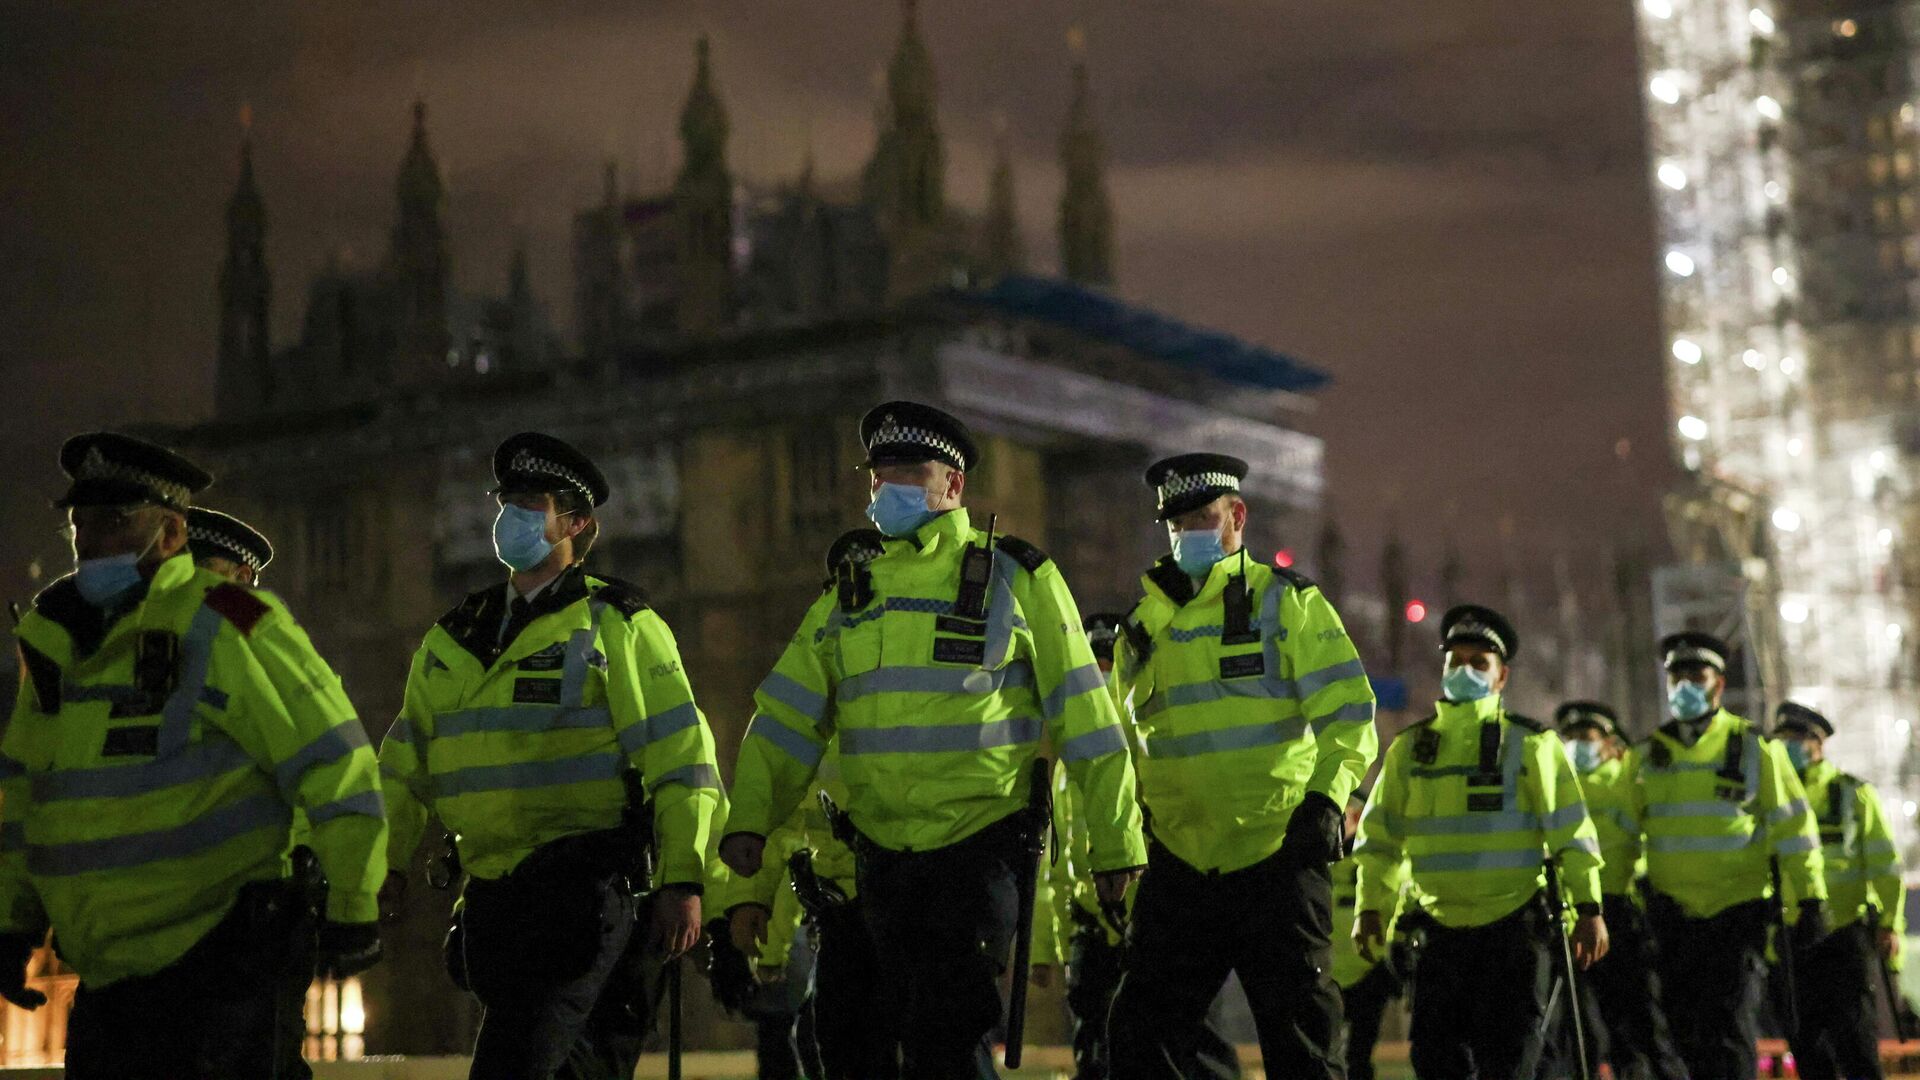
[78,446,109,480]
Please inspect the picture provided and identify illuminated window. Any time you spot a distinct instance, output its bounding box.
[1836,18,1859,37]
[1871,156,1891,184]
[1898,153,1914,180]
[305,975,367,1062]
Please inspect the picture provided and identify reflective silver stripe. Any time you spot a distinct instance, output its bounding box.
[1411,848,1543,873]
[1862,839,1899,857]
[159,604,226,757]
[0,823,22,852]
[559,612,599,709]
[650,763,721,791]
[746,715,825,768]
[758,672,828,722]
[1296,658,1367,701]
[1060,724,1128,762]
[1043,664,1106,719]
[26,792,289,876]
[432,752,624,797]
[1310,699,1375,735]
[1648,800,1746,819]
[1359,802,1401,839]
[434,705,614,739]
[1648,832,1756,854]
[1260,580,1285,685]
[1401,810,1540,836]
[1145,717,1307,760]
[1766,798,1809,826]
[1599,807,1637,834]
[0,754,27,782]
[1539,803,1590,832]
[838,662,1034,704]
[1642,760,1724,774]
[33,736,256,802]
[1136,676,1295,719]
[981,549,1021,669]
[621,702,701,755]
[1501,722,1526,805]
[380,762,435,800]
[1773,833,1818,856]
[840,717,1044,755]
[307,789,386,825]
[274,722,371,799]
[386,717,414,745]
[1560,836,1601,856]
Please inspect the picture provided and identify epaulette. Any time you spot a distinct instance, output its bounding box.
[1837,771,1865,789]
[1120,616,1155,664]
[1274,566,1320,593]
[994,535,1050,574]
[1506,712,1548,735]
[203,583,271,635]
[436,584,498,635]
[1144,558,1195,606]
[30,578,91,636]
[16,640,61,714]
[589,575,651,618]
[1404,715,1440,764]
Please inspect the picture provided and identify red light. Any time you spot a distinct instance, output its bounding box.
[1405,601,1428,623]
[1274,549,1295,569]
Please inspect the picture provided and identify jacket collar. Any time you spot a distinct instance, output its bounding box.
[1434,694,1503,728]
[1140,547,1259,609]
[891,507,972,555]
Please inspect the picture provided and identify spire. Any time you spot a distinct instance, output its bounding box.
[602,158,620,208]
[864,0,945,234]
[1059,28,1115,287]
[981,117,1024,281]
[218,108,272,417]
[389,99,450,379]
[1315,510,1345,603]
[1381,528,1409,671]
[673,35,734,333]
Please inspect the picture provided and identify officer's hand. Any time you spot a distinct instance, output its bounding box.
[729,904,771,961]
[1093,868,1141,905]
[1795,899,1831,953]
[756,965,786,987]
[653,887,703,959]
[1354,910,1386,965]
[1282,792,1346,865]
[0,934,45,1011]
[1572,913,1610,970]
[1881,927,1901,963]
[719,833,766,879]
[316,921,384,979]
[1030,963,1057,988]
[377,870,408,922]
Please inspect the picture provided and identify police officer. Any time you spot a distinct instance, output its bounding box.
[1625,632,1826,1080]
[2,432,387,1078]
[1045,612,1241,1080]
[378,432,723,1079]
[187,506,274,587]
[722,401,1147,1078]
[1353,605,1607,1080]
[1550,701,1685,1080]
[1107,453,1378,1080]
[1333,792,1407,1080]
[1773,701,1904,1080]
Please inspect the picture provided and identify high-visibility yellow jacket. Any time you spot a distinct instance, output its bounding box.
[714,740,858,918]
[1111,555,1377,874]
[1577,756,1642,898]
[728,509,1146,871]
[2,554,387,987]
[379,565,721,887]
[1355,696,1603,929]
[1780,761,1903,943]
[1623,708,1825,919]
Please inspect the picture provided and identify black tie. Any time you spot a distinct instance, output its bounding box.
[501,596,533,648]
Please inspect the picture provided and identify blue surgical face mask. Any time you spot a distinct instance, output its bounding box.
[1785,740,1814,772]
[1441,663,1494,702]
[867,482,937,538]
[74,552,146,608]
[1668,679,1712,722]
[1566,739,1606,774]
[1171,528,1227,577]
[493,504,556,572]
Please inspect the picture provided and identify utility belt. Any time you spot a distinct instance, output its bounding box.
[505,826,654,895]
[1421,890,1551,945]
[847,808,1031,870]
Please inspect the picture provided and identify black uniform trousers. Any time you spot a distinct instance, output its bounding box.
[453,834,657,1080]
[65,879,316,1080]
[1064,909,1241,1080]
[1108,839,1341,1080]
[1787,921,1884,1080]
[1340,961,1402,1080]
[1582,895,1685,1080]
[793,897,897,1080]
[1407,896,1553,1080]
[1649,896,1770,1080]
[855,812,1026,1080]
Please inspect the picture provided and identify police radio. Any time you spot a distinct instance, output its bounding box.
[953,513,996,621]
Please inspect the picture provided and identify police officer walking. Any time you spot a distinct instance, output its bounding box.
[187,506,275,587]
[1625,632,1827,1080]
[378,432,723,1080]
[1106,453,1379,1080]
[1353,605,1607,1080]
[1773,701,1905,1080]
[722,402,1146,1079]
[2,433,388,1079]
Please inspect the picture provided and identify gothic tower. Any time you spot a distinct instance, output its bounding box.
[673,36,734,335]
[981,120,1025,281]
[388,100,450,381]
[864,0,948,296]
[575,161,627,361]
[1059,28,1115,287]
[217,112,272,417]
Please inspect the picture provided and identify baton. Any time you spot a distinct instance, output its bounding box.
[1004,758,1053,1069]
[667,953,683,1080]
[1543,857,1591,1080]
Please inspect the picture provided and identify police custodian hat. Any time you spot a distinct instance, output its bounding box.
[859,401,980,472]
[1555,700,1619,738]
[1776,701,1834,739]
[187,507,274,575]
[492,432,609,508]
[1661,631,1730,674]
[56,432,212,514]
[1440,604,1519,661]
[1144,453,1249,521]
[1083,611,1125,663]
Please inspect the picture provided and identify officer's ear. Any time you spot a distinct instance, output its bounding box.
[1228,496,1247,534]
[152,509,189,562]
[944,466,966,503]
[1491,658,1510,693]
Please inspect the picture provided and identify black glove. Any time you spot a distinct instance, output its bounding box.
[704,917,755,1014]
[316,921,383,979]
[1793,899,1830,954]
[0,933,44,1010]
[1281,792,1346,865]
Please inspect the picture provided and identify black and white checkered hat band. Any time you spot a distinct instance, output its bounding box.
[1564,710,1614,733]
[75,447,192,508]
[187,525,263,571]
[508,450,592,499]
[1447,621,1506,657]
[1667,645,1726,670]
[869,423,964,466]
[1157,470,1240,507]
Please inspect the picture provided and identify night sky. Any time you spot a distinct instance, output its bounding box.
[0,1,1675,605]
